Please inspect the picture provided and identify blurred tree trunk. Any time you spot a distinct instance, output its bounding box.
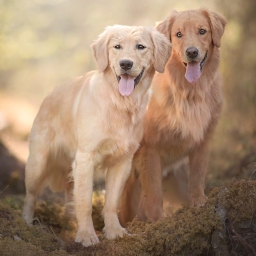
[0,139,25,196]
[209,0,256,180]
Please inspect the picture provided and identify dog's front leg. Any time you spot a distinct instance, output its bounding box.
[138,146,163,221]
[103,157,132,239]
[188,139,210,207]
[73,150,99,247]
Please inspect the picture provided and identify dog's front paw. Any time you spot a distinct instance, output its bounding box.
[22,214,33,225]
[189,194,208,208]
[103,225,128,240]
[75,229,99,247]
[139,196,164,222]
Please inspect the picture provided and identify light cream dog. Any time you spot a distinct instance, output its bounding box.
[119,9,227,225]
[22,25,171,247]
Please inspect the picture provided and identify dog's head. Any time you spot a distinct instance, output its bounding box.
[157,9,226,84]
[92,25,171,96]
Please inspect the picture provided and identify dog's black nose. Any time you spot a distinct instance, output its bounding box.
[119,59,133,70]
[186,47,199,59]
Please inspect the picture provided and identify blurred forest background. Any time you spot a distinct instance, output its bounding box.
[0,0,255,195]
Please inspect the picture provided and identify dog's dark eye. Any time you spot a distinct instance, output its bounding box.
[114,45,121,49]
[199,29,206,35]
[136,44,146,50]
[176,32,182,38]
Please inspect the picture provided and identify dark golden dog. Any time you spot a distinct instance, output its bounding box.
[119,9,226,225]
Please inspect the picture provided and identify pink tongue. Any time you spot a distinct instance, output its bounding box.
[185,62,201,84]
[119,74,135,96]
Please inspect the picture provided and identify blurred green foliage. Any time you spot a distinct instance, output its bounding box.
[0,0,218,99]
[0,0,255,183]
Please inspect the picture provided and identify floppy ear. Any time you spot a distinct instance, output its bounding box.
[91,27,110,72]
[156,10,177,43]
[150,29,172,73]
[201,9,227,48]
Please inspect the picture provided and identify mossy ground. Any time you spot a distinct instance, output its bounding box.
[0,179,256,255]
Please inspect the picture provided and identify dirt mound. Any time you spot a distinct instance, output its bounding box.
[0,179,256,255]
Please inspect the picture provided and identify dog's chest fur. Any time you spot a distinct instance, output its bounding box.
[144,83,214,168]
[170,85,211,145]
[94,95,148,167]
[147,78,215,156]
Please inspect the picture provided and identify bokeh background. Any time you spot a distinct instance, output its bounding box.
[0,0,255,195]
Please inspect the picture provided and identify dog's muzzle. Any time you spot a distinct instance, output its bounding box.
[183,51,208,71]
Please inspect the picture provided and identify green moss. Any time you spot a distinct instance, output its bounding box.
[1,180,256,255]
[0,201,65,253]
[0,237,68,256]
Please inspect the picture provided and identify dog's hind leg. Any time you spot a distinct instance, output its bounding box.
[22,143,49,224]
